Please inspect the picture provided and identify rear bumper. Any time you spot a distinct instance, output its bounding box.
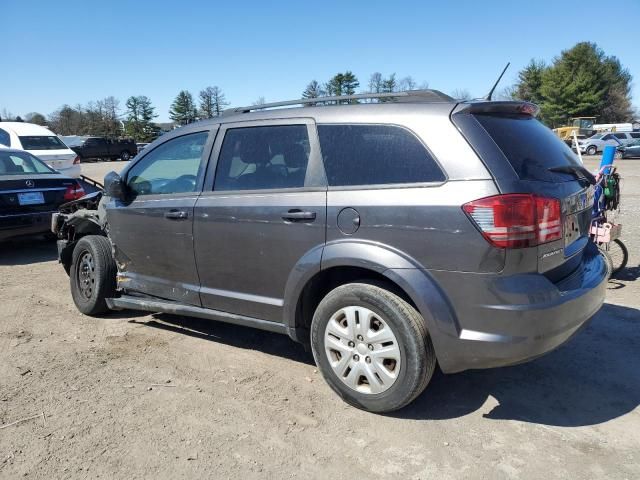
[0,211,56,241]
[428,243,608,373]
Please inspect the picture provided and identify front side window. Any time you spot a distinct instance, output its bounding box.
[0,128,10,147]
[0,151,54,175]
[317,124,445,187]
[214,125,310,191]
[19,135,67,150]
[613,133,627,139]
[126,131,208,196]
[602,134,613,141]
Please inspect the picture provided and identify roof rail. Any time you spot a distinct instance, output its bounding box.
[224,89,454,114]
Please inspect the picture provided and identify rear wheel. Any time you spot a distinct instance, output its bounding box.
[70,235,116,315]
[310,283,435,413]
[599,239,629,278]
[120,150,131,161]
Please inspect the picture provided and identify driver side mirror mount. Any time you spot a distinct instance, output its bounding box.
[104,171,126,201]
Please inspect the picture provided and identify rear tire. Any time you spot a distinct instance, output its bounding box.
[70,235,116,315]
[120,151,131,161]
[310,283,435,413]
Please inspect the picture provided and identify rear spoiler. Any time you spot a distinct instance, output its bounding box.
[453,101,540,117]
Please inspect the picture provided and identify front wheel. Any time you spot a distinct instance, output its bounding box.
[614,150,624,160]
[310,283,436,413]
[586,145,598,155]
[603,239,629,277]
[70,235,116,315]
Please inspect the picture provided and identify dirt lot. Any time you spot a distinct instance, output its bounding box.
[1,158,639,479]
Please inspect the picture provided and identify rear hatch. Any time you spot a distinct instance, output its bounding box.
[452,102,594,280]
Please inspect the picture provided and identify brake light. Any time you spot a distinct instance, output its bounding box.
[73,155,81,165]
[462,194,562,248]
[63,182,85,201]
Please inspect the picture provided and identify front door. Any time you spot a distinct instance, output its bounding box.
[106,129,214,305]
[194,120,326,322]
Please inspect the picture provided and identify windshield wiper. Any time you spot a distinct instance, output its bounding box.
[548,165,596,185]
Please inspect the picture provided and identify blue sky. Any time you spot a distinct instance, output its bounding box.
[3,0,639,122]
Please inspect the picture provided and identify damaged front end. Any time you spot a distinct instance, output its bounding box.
[51,190,110,274]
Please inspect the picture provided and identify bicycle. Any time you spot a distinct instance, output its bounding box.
[590,164,628,276]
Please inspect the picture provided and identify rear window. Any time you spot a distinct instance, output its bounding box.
[474,114,582,182]
[19,135,68,150]
[0,151,54,175]
[317,124,445,187]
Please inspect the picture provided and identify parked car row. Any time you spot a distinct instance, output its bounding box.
[574,131,640,155]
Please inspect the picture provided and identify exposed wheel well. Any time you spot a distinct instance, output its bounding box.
[293,266,418,344]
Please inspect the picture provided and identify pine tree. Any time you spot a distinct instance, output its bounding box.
[124,96,157,142]
[302,80,324,106]
[169,90,197,125]
[512,59,547,105]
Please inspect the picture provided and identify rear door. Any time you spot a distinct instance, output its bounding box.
[106,129,215,305]
[453,105,594,279]
[193,119,326,322]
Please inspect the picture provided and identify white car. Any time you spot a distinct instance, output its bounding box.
[0,122,81,177]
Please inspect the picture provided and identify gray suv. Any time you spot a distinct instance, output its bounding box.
[53,90,608,413]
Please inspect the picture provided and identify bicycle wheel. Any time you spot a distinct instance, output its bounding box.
[598,245,614,278]
[608,239,629,276]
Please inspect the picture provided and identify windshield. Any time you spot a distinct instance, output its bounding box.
[474,114,581,182]
[0,150,55,175]
[19,135,68,150]
[61,136,87,147]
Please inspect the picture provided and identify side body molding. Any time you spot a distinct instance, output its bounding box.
[281,240,460,364]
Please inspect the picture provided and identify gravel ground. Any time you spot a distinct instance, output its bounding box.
[1,157,638,479]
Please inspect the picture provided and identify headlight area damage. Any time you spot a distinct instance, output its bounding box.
[51,191,108,274]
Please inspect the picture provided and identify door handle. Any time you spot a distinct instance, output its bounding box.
[164,210,189,220]
[282,209,316,222]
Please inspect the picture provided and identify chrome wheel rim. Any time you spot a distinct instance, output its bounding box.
[77,251,96,299]
[324,306,401,394]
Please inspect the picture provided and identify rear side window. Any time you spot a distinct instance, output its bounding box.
[630,133,640,139]
[19,135,67,150]
[214,125,310,191]
[317,125,445,187]
[474,114,581,182]
[0,128,10,147]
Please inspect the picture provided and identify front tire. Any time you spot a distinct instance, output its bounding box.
[586,145,598,155]
[310,283,435,413]
[70,235,116,315]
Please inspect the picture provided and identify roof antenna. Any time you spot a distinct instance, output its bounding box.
[484,62,510,101]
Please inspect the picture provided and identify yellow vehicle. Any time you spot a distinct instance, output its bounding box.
[553,117,597,146]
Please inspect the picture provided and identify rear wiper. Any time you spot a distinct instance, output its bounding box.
[548,165,596,185]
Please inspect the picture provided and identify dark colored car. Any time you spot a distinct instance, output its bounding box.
[0,148,85,242]
[52,91,608,413]
[616,140,640,158]
[65,136,137,162]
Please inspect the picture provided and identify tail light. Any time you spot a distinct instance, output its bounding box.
[73,155,81,165]
[462,194,562,248]
[63,182,85,201]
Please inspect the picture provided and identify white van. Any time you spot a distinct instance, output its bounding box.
[0,122,80,177]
